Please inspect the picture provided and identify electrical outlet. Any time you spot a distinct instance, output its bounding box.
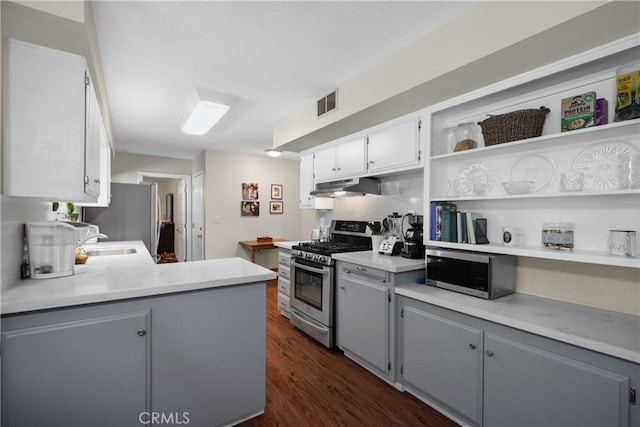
[213,216,222,224]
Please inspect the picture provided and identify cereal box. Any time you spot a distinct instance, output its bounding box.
[561,91,596,132]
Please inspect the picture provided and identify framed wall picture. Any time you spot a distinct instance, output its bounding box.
[242,183,259,200]
[269,201,283,214]
[241,201,259,216]
[271,184,283,200]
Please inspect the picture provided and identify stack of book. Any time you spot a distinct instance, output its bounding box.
[430,202,489,244]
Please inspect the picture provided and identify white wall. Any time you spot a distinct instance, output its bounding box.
[204,151,302,268]
[1,196,49,291]
[111,152,193,183]
[192,151,205,174]
[274,1,637,151]
[13,1,84,23]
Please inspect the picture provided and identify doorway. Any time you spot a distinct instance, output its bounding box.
[192,171,204,261]
[138,172,192,262]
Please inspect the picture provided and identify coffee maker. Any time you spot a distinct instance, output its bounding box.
[401,214,424,259]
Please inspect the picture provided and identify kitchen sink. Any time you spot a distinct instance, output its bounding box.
[84,247,137,256]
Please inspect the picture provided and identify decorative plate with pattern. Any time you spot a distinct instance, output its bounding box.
[572,142,639,191]
[456,162,495,196]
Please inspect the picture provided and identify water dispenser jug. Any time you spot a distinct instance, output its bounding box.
[27,221,77,279]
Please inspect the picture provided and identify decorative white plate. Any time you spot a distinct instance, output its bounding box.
[507,153,556,193]
[572,142,640,191]
[456,162,495,196]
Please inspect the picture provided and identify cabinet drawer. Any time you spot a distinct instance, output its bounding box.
[340,261,389,283]
[278,266,291,281]
[278,277,290,295]
[277,293,290,316]
[278,252,291,267]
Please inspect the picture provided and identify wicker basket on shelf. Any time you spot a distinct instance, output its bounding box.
[478,106,550,146]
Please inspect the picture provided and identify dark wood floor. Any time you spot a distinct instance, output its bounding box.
[239,280,458,427]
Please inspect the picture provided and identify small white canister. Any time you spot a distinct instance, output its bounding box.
[608,230,638,257]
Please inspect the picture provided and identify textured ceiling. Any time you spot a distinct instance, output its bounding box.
[93,1,474,160]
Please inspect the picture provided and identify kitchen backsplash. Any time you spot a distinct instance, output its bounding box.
[316,170,423,229]
[1,195,49,291]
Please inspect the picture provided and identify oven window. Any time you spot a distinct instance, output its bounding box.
[294,267,324,311]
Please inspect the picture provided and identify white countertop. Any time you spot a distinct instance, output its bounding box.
[332,251,425,273]
[2,241,277,315]
[396,284,640,364]
[273,241,309,250]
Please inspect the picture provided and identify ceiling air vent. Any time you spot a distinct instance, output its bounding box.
[317,89,337,118]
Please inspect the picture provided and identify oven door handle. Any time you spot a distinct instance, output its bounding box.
[291,310,329,334]
[291,261,330,276]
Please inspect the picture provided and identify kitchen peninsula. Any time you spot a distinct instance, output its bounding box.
[1,241,276,427]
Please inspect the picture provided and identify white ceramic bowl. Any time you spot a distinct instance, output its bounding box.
[502,180,535,194]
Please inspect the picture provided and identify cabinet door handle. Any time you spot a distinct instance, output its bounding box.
[339,285,345,290]
[469,343,477,350]
[94,179,101,184]
[369,160,375,164]
[337,167,341,171]
[485,350,494,357]
[332,168,336,171]
[356,266,366,272]
[137,328,147,337]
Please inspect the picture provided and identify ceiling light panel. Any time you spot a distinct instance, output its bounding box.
[179,87,236,135]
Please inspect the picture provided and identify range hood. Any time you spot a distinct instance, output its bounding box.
[310,177,381,197]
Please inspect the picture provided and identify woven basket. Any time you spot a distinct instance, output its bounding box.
[478,106,550,146]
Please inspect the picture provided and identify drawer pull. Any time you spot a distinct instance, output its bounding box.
[469,343,476,350]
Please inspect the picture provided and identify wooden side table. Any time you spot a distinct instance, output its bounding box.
[239,239,287,263]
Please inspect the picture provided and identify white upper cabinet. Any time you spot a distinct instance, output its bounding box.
[78,126,112,207]
[84,75,102,200]
[313,136,367,183]
[299,151,333,210]
[425,34,640,268]
[367,113,424,174]
[3,39,104,202]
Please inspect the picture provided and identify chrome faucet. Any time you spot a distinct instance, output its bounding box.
[77,233,108,246]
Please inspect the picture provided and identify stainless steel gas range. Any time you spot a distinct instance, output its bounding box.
[290,220,372,349]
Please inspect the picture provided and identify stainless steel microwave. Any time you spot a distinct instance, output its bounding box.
[426,248,516,299]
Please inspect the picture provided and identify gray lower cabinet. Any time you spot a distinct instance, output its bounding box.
[337,265,390,376]
[2,311,150,427]
[483,332,629,427]
[336,261,424,384]
[1,282,266,427]
[401,306,483,424]
[398,296,637,427]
